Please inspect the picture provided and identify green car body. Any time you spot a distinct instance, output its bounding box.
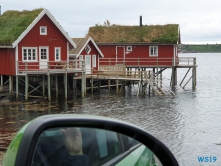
[1,115,177,166]
[2,123,29,166]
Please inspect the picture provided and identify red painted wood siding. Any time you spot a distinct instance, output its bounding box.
[0,48,16,75]
[77,41,100,71]
[18,14,70,70]
[98,44,175,66]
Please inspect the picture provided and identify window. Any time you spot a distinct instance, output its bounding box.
[92,55,96,67]
[40,48,48,60]
[126,46,132,52]
[22,47,37,61]
[40,26,47,35]
[85,45,91,54]
[149,46,158,56]
[55,47,61,61]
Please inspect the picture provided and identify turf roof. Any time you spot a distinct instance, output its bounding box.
[86,24,180,44]
[0,8,44,46]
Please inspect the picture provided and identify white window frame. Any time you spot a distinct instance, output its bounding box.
[149,46,158,56]
[40,26,47,35]
[92,55,96,67]
[79,55,83,67]
[55,47,61,61]
[126,46,132,52]
[85,45,91,54]
[22,47,38,62]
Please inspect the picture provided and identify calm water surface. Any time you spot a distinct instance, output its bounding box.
[0,53,221,165]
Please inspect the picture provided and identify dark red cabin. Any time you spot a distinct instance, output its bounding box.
[87,23,181,67]
[69,37,104,74]
[0,8,76,76]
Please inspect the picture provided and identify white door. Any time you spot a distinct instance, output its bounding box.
[85,55,91,74]
[39,47,49,69]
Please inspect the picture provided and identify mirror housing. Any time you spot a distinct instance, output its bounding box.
[3,114,179,166]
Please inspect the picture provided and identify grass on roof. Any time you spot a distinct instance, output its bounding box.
[87,24,179,43]
[0,8,44,45]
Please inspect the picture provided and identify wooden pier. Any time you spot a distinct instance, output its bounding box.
[0,57,197,101]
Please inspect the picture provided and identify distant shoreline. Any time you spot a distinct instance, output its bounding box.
[179,44,221,53]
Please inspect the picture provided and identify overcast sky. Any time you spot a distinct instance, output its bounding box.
[1,0,221,44]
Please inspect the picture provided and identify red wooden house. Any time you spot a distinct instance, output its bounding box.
[87,20,181,68]
[0,8,76,76]
[69,37,104,74]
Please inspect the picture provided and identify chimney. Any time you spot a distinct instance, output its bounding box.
[140,15,142,27]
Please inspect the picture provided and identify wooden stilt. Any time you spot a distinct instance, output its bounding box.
[47,74,51,101]
[148,71,151,96]
[192,58,197,89]
[25,75,29,100]
[64,73,67,100]
[91,77,93,93]
[81,72,86,97]
[9,76,12,93]
[152,68,155,94]
[137,81,140,96]
[108,80,110,91]
[171,67,177,87]
[116,79,119,93]
[16,76,18,100]
[42,75,45,97]
[55,75,58,98]
[192,67,196,89]
[160,68,162,88]
[73,77,76,93]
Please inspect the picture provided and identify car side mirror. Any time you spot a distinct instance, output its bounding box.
[2,114,179,166]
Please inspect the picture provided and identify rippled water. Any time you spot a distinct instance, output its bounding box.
[1,53,221,165]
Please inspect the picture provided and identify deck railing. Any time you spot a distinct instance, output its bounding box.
[17,60,85,73]
[99,57,196,67]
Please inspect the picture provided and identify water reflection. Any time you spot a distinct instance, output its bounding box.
[1,53,221,165]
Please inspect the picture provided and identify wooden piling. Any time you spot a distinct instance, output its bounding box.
[42,75,45,97]
[16,76,18,100]
[25,75,28,100]
[64,73,67,100]
[47,74,51,101]
[55,75,58,98]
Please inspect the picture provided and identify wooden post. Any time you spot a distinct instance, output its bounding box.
[192,67,196,89]
[64,73,67,100]
[116,79,119,93]
[149,70,151,96]
[171,67,177,87]
[47,74,51,101]
[91,78,93,93]
[108,80,110,91]
[192,58,197,89]
[16,76,18,100]
[42,75,45,97]
[152,68,155,94]
[55,74,58,98]
[81,72,86,97]
[9,76,12,93]
[25,75,29,100]
[73,75,76,93]
[160,68,162,88]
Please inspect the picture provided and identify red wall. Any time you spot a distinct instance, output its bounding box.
[77,41,100,71]
[98,44,175,66]
[18,14,70,70]
[0,48,16,75]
